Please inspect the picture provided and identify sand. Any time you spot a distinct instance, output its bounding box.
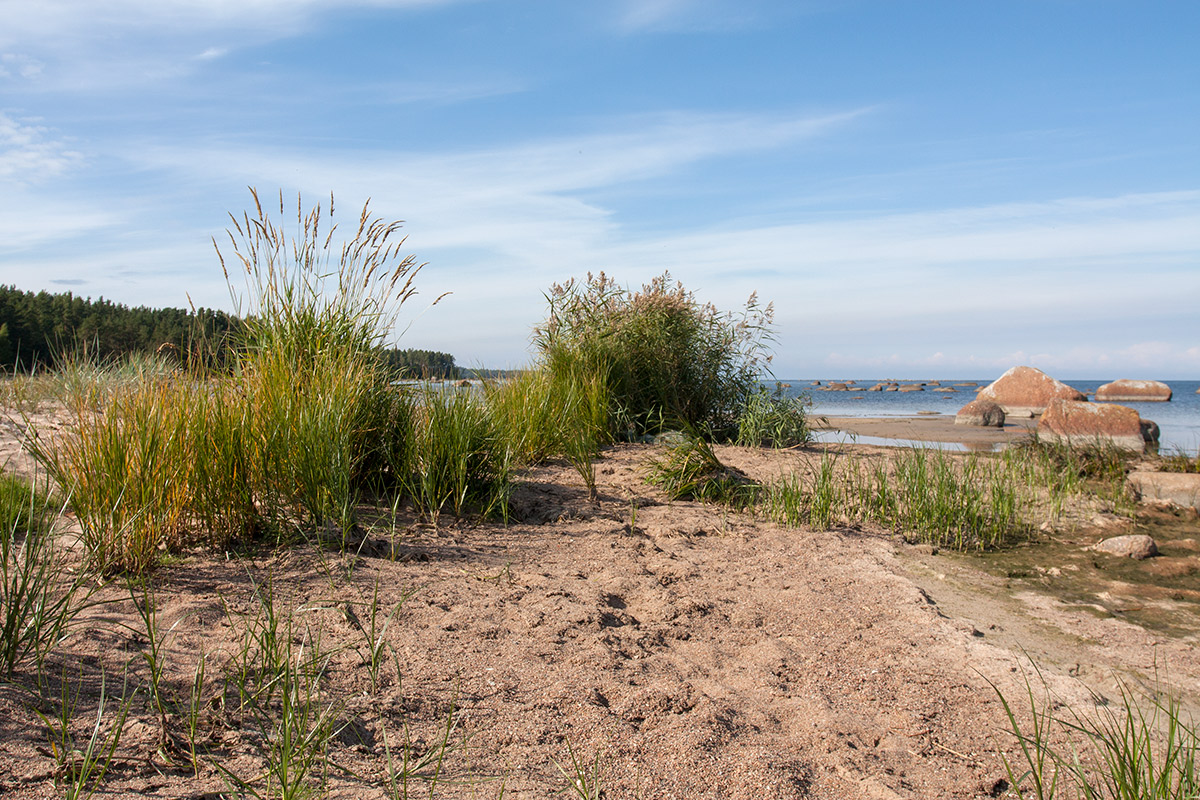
[0,416,1197,799]
[816,415,1037,448]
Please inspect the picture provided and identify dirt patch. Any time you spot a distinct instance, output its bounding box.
[0,434,1197,799]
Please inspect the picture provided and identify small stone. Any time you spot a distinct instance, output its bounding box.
[1094,534,1158,560]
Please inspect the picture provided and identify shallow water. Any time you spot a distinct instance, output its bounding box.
[964,506,1200,639]
[782,379,1200,453]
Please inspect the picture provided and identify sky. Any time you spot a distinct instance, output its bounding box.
[1,0,1197,379]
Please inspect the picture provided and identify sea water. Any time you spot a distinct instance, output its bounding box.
[776,379,1200,454]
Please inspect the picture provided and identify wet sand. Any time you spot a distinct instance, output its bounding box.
[816,414,1037,447]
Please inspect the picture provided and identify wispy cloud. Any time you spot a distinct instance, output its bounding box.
[0,53,44,80]
[0,113,82,182]
[613,0,758,33]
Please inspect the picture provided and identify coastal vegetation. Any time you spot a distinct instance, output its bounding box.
[1,191,1196,798]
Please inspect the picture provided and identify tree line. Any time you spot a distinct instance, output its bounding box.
[0,285,458,378]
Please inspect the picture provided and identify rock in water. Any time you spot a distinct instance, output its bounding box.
[977,366,1086,417]
[1139,418,1160,446]
[1094,534,1158,560]
[955,399,1006,428]
[1095,379,1172,402]
[1037,399,1146,452]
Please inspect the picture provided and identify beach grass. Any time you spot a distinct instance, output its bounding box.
[993,669,1200,800]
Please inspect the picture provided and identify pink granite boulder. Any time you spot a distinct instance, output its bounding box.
[1095,379,1172,402]
[977,366,1086,417]
[955,399,1005,428]
[1037,399,1145,452]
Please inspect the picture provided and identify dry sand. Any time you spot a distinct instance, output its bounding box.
[0,417,1197,799]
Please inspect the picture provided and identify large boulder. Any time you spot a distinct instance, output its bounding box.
[1095,379,1172,402]
[1037,399,1146,452]
[977,366,1086,417]
[955,399,1005,428]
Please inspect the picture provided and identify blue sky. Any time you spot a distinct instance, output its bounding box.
[1,0,1197,379]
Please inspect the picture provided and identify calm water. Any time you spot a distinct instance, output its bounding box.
[777,379,1200,454]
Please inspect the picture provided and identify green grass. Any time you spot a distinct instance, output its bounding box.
[993,670,1199,800]
[405,385,511,524]
[646,436,760,510]
[0,474,94,678]
[735,384,814,448]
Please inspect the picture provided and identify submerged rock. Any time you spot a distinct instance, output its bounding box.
[1037,399,1146,452]
[977,366,1086,417]
[1094,534,1158,560]
[1095,379,1172,402]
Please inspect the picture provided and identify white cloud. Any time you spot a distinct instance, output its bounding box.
[0,0,463,47]
[0,113,82,182]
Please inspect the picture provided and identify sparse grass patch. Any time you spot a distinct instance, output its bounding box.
[993,669,1199,800]
[646,437,760,510]
[0,477,95,678]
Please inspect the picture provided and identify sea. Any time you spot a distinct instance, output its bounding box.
[776,379,1200,454]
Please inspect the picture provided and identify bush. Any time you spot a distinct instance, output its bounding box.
[533,272,774,440]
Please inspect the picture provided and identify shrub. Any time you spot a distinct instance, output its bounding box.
[533,272,775,440]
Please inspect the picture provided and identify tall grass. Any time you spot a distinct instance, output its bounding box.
[27,190,438,571]
[646,437,760,510]
[405,385,511,523]
[735,385,813,448]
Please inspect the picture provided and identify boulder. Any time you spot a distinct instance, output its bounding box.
[977,366,1086,417]
[1094,534,1158,560]
[1037,399,1146,452]
[1095,379,1172,402]
[828,382,850,391]
[1127,471,1200,511]
[898,385,924,392]
[955,399,1005,428]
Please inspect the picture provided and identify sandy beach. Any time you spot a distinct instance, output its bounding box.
[1,408,1197,799]
[815,415,1037,447]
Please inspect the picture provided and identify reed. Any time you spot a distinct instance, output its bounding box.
[405,385,511,523]
[735,385,813,448]
[646,437,760,510]
[763,448,1032,550]
[533,272,775,440]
